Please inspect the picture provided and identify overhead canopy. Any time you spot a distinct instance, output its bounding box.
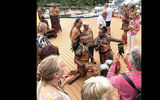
[130,0,141,5]
[122,0,133,5]
[114,0,123,5]
[122,0,141,5]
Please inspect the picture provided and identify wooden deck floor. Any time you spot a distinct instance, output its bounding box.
[47,17,141,100]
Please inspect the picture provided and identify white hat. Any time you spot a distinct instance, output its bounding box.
[100,60,113,71]
[83,22,89,26]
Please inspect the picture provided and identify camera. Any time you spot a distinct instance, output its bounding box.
[118,43,124,55]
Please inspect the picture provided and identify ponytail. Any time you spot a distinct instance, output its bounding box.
[70,19,81,38]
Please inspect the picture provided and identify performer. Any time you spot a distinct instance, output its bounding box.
[49,3,62,32]
[82,22,96,64]
[67,37,99,84]
[70,19,83,52]
[120,4,126,30]
[94,27,121,64]
[121,5,131,45]
[37,7,42,19]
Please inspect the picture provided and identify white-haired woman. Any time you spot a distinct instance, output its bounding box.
[107,46,141,100]
[81,76,113,100]
[37,22,51,50]
[37,55,72,100]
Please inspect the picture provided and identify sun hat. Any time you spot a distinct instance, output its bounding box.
[100,60,113,71]
[83,22,89,26]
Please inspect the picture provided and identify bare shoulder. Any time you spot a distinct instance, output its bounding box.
[72,27,78,35]
[50,7,53,11]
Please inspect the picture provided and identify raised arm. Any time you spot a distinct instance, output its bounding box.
[108,35,121,42]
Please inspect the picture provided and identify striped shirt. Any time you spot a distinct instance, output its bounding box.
[82,28,94,47]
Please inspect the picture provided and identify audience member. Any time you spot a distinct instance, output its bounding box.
[39,45,59,62]
[133,5,141,21]
[37,55,72,100]
[97,10,108,32]
[126,12,140,54]
[107,46,141,100]
[81,76,113,100]
[37,22,51,50]
[104,3,114,34]
[40,16,49,28]
[37,44,59,81]
[40,16,58,39]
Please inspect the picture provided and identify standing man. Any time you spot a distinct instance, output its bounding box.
[97,10,108,32]
[104,3,114,34]
[49,3,62,32]
[94,27,121,64]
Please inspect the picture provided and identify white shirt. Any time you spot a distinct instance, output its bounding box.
[98,15,106,29]
[106,7,113,21]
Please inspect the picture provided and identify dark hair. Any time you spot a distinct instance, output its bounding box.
[39,45,59,61]
[70,19,81,37]
[101,26,108,34]
[40,16,45,20]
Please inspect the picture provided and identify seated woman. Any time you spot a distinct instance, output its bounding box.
[39,44,59,62]
[40,16,57,39]
[81,76,113,100]
[37,44,60,81]
[37,22,51,51]
[37,55,72,100]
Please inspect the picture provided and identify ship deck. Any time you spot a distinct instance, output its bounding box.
[47,17,141,100]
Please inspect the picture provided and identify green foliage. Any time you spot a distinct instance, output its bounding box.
[37,0,48,7]
[37,0,108,7]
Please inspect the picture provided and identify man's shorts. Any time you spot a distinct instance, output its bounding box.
[106,21,111,27]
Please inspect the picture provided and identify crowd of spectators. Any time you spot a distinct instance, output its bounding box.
[36,2,141,100]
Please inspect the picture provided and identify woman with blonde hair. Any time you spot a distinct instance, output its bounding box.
[37,22,51,50]
[37,55,72,100]
[81,76,113,100]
